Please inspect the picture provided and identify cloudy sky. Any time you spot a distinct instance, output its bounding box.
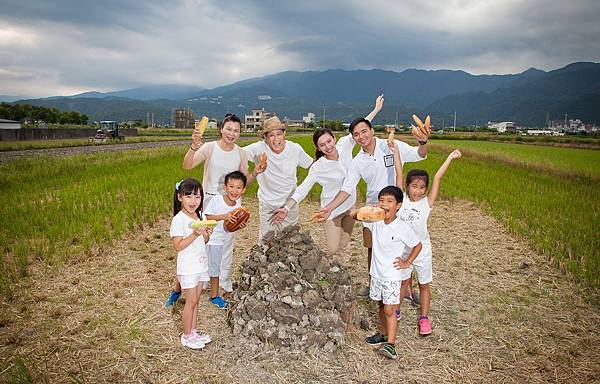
[1,0,599,97]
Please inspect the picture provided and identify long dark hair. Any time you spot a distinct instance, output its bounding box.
[173,178,203,218]
[312,127,335,160]
[405,169,430,189]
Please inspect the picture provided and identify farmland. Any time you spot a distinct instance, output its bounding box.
[0,135,598,382]
[0,135,598,293]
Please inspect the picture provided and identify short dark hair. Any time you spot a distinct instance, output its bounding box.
[349,117,372,133]
[222,113,242,128]
[406,169,429,189]
[378,185,403,203]
[224,170,247,188]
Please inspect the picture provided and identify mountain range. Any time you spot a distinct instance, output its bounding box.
[12,62,600,126]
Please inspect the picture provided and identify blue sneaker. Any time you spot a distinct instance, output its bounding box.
[209,296,228,309]
[165,290,181,308]
[396,309,401,321]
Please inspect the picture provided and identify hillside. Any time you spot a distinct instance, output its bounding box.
[14,62,600,126]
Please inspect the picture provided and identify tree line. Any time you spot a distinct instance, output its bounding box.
[0,103,89,125]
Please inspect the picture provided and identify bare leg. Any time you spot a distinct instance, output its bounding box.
[384,304,399,343]
[209,276,219,298]
[182,286,200,335]
[378,302,386,337]
[419,283,430,317]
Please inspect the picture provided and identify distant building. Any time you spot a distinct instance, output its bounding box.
[0,119,21,129]
[257,95,272,100]
[282,117,305,129]
[526,130,564,136]
[172,108,197,129]
[303,112,315,124]
[244,108,274,132]
[488,121,515,133]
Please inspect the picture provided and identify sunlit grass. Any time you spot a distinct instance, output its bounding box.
[1,135,597,297]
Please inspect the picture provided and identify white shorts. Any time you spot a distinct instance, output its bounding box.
[369,276,401,305]
[178,272,209,290]
[399,243,433,284]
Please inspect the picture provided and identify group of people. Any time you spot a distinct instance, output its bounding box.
[167,96,462,360]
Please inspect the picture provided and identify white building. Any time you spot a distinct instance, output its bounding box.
[0,119,21,129]
[488,121,515,133]
[303,112,315,124]
[244,108,274,132]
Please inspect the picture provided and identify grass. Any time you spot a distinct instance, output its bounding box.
[430,139,600,179]
[0,134,598,298]
[291,134,600,288]
[0,136,188,152]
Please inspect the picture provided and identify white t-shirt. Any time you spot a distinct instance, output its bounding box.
[244,140,313,206]
[341,137,425,204]
[170,211,209,275]
[204,194,240,246]
[397,192,431,245]
[364,218,420,281]
[192,141,247,195]
[292,133,357,219]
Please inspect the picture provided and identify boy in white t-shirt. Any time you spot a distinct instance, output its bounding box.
[350,185,422,360]
[204,171,247,309]
[243,116,313,241]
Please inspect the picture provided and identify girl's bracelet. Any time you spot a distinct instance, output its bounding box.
[190,145,200,151]
[418,140,427,145]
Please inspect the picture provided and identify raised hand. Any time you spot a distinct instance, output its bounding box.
[375,94,384,112]
[191,122,203,149]
[448,149,461,160]
[411,114,431,142]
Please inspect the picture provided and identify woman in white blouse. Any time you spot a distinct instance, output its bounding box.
[270,95,384,258]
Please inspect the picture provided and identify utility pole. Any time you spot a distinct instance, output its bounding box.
[564,113,568,129]
[322,107,325,129]
[453,111,457,132]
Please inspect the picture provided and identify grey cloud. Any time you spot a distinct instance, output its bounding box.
[0,0,599,96]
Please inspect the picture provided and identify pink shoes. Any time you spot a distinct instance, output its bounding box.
[418,317,432,336]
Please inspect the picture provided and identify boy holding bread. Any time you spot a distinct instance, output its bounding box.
[350,186,422,360]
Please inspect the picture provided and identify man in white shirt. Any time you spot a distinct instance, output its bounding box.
[244,116,314,241]
[319,117,428,294]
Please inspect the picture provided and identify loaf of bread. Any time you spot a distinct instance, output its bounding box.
[258,153,267,169]
[224,207,250,232]
[356,206,385,222]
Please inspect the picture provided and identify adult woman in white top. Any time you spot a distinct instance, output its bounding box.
[270,95,384,258]
[183,113,263,208]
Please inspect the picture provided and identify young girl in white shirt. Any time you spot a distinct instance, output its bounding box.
[394,149,462,335]
[170,178,213,349]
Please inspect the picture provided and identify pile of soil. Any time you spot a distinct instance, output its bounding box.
[228,226,355,352]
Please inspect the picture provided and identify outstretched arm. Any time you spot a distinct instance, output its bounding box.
[428,149,461,207]
[388,139,404,191]
[365,94,384,122]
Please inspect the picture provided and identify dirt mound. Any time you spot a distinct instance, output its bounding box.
[229,226,355,352]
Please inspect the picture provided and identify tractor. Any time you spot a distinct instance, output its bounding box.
[89,121,125,142]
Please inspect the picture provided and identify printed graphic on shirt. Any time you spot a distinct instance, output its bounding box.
[398,207,421,230]
[383,154,394,168]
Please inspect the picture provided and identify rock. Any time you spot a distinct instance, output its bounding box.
[228,226,355,352]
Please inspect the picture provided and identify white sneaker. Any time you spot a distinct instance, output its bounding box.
[193,332,212,344]
[181,334,205,349]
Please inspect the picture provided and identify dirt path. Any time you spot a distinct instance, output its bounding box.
[0,140,191,163]
[0,198,598,383]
